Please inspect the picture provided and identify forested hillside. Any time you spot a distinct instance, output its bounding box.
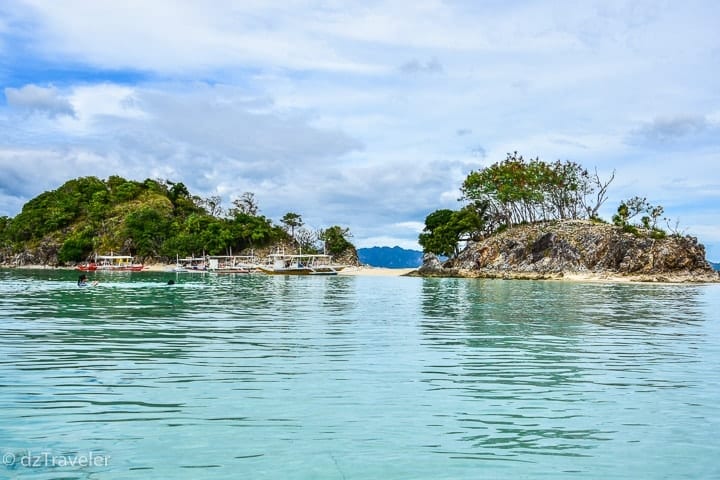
[0,176,355,265]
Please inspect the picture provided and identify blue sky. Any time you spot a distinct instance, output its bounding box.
[1,1,719,259]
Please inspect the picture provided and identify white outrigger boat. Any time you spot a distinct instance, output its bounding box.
[258,253,345,276]
[207,255,259,274]
[169,255,208,273]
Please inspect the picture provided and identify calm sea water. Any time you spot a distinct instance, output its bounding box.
[0,269,719,479]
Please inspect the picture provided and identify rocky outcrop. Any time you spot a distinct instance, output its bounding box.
[333,247,361,267]
[0,238,62,267]
[416,253,457,276]
[416,220,719,282]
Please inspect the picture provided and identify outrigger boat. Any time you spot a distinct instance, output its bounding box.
[169,255,208,272]
[258,253,345,276]
[207,255,258,274]
[76,253,144,272]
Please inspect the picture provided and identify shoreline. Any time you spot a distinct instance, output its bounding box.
[4,264,718,283]
[2,263,416,277]
[410,268,720,284]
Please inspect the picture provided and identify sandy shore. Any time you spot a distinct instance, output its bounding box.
[6,264,716,283]
[338,266,415,277]
[141,264,417,276]
[422,268,720,284]
[3,263,416,276]
[140,264,416,276]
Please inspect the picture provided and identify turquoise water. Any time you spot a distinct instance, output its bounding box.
[1,269,719,479]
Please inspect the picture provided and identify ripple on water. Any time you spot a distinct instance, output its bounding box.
[1,271,719,479]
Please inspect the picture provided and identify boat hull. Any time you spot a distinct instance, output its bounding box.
[76,263,144,272]
[258,267,340,276]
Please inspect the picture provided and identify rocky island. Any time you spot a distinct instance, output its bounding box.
[411,153,719,283]
[414,220,719,282]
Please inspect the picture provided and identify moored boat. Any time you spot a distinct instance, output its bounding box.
[258,253,345,275]
[207,255,258,274]
[167,255,208,273]
[77,253,144,272]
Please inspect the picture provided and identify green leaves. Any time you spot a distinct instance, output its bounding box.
[461,152,612,227]
[319,225,353,256]
[419,207,485,257]
[6,177,349,264]
[613,196,666,237]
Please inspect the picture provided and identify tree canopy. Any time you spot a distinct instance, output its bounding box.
[0,176,292,263]
[420,152,617,257]
[461,152,614,228]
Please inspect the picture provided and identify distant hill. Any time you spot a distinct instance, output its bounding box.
[357,246,423,268]
[0,176,358,266]
[711,262,720,271]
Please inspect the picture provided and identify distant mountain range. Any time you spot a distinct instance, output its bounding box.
[711,262,720,271]
[357,246,424,268]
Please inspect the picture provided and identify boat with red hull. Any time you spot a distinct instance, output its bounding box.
[76,254,144,272]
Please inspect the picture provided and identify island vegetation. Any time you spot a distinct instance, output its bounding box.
[417,152,717,282]
[0,176,357,266]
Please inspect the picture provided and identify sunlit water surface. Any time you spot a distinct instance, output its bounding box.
[1,269,719,479]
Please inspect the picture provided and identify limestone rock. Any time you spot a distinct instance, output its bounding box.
[420,220,718,282]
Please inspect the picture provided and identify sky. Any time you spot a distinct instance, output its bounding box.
[0,1,719,259]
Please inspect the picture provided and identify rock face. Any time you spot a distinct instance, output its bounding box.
[416,253,453,276]
[425,220,718,282]
[0,238,62,267]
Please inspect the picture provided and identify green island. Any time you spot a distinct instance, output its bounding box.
[0,176,358,267]
[1,156,717,283]
[413,152,719,283]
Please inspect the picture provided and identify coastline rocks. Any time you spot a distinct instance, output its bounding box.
[415,253,458,277]
[419,220,719,283]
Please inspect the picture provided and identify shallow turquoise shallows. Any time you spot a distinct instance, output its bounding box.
[1,269,719,479]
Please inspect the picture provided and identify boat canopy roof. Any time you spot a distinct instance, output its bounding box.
[268,253,332,258]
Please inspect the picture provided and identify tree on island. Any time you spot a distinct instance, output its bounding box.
[228,192,259,217]
[460,152,614,227]
[280,212,304,240]
[318,225,354,256]
[418,206,487,257]
[420,152,617,257]
[612,196,667,238]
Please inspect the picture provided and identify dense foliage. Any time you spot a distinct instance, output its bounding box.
[461,152,613,227]
[318,226,354,257]
[0,176,356,264]
[418,206,487,257]
[420,152,616,257]
[612,196,666,238]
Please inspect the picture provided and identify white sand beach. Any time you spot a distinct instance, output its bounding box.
[338,266,415,276]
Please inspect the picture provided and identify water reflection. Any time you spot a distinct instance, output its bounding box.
[418,278,710,461]
[0,270,718,479]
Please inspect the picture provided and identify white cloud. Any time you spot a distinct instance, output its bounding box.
[4,84,75,117]
[399,58,443,74]
[393,221,425,232]
[628,115,715,144]
[0,1,719,251]
[17,0,386,74]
